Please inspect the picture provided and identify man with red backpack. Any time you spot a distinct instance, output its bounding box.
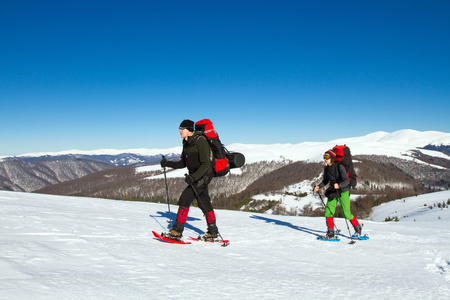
[160,119,219,241]
[314,149,362,240]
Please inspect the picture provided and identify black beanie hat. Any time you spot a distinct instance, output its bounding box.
[179,119,194,132]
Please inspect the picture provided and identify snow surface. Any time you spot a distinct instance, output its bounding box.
[1,190,450,299]
[370,190,450,222]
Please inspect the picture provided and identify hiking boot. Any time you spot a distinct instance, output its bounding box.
[197,232,218,241]
[319,228,338,240]
[354,224,362,237]
[166,221,184,239]
[326,228,335,239]
[161,228,182,241]
[197,223,219,241]
[207,222,219,237]
[204,232,218,239]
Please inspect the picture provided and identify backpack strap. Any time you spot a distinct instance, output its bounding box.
[193,134,214,164]
[330,162,340,197]
[192,134,204,146]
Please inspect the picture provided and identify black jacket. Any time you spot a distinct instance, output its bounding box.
[168,131,213,182]
[318,163,350,193]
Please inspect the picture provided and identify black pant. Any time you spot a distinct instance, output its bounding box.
[178,177,213,213]
[171,176,216,233]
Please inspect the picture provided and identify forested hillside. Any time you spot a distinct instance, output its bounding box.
[0,159,114,192]
[35,155,449,219]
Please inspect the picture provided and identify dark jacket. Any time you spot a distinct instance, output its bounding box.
[168,131,213,182]
[318,163,350,193]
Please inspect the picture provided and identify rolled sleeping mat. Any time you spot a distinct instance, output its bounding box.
[227,152,245,169]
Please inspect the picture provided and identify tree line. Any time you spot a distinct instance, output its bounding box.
[35,155,449,219]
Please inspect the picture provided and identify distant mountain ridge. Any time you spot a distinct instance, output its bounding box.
[2,129,450,166]
[2,129,450,193]
[422,144,450,154]
[0,158,113,192]
[3,153,180,167]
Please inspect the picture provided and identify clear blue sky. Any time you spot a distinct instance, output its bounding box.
[1,0,449,156]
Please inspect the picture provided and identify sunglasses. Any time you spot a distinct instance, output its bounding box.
[179,127,187,130]
[323,154,331,160]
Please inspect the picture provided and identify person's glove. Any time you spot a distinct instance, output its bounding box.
[160,158,168,168]
[184,174,195,185]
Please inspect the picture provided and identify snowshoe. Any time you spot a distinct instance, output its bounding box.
[152,231,190,244]
[197,232,218,242]
[317,227,340,242]
[352,234,369,240]
[317,235,340,242]
[161,229,182,241]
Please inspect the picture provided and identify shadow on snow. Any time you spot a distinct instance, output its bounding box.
[250,215,352,240]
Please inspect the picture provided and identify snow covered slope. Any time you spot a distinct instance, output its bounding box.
[1,190,449,299]
[227,129,450,164]
[371,190,450,222]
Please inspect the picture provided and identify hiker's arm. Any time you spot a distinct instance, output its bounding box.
[191,137,211,182]
[336,164,350,189]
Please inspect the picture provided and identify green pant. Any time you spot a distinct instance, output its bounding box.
[325,190,354,220]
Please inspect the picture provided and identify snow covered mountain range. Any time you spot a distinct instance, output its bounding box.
[2,129,450,166]
[1,129,449,194]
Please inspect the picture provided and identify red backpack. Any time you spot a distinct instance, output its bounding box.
[332,145,357,188]
[194,119,245,177]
